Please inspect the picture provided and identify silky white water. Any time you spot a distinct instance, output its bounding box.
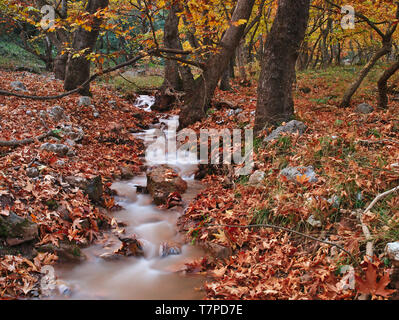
[54,96,205,299]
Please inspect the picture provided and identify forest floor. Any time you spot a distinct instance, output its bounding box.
[0,66,398,299]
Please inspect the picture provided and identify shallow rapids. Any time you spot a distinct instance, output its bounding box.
[53,96,205,300]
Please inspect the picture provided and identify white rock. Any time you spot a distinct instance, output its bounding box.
[307,215,322,227]
[264,120,307,142]
[280,166,318,183]
[248,170,266,186]
[11,81,27,92]
[78,96,91,106]
[386,242,399,262]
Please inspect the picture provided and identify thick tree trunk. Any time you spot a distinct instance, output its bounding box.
[53,53,68,80]
[237,39,248,82]
[220,65,232,91]
[339,42,391,108]
[64,0,109,95]
[254,0,310,133]
[163,6,182,90]
[179,0,255,129]
[377,59,399,109]
[162,5,194,93]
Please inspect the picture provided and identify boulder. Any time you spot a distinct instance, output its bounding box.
[355,103,374,114]
[0,212,38,246]
[119,165,135,180]
[280,166,318,183]
[264,120,307,142]
[40,143,70,157]
[84,176,103,203]
[65,176,89,189]
[146,165,187,205]
[36,241,86,263]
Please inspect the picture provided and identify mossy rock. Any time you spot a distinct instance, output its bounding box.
[0,212,38,246]
[36,241,86,263]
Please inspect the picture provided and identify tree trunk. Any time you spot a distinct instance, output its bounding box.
[377,59,399,109]
[179,0,255,129]
[53,53,68,80]
[220,65,232,91]
[163,6,182,90]
[254,0,310,133]
[63,0,109,95]
[237,39,248,82]
[339,42,391,108]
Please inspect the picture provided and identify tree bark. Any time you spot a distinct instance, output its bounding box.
[377,59,399,109]
[254,0,310,133]
[237,39,248,82]
[179,0,255,129]
[220,65,232,91]
[64,0,109,95]
[339,42,391,108]
[163,5,182,90]
[53,53,68,80]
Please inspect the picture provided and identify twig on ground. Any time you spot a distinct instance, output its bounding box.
[204,222,358,266]
[0,130,58,147]
[358,185,399,260]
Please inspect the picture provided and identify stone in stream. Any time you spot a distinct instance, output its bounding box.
[0,212,38,246]
[84,176,103,204]
[159,241,182,257]
[114,235,144,257]
[36,241,86,263]
[119,165,135,180]
[146,165,187,205]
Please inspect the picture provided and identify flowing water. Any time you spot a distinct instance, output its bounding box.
[53,96,205,300]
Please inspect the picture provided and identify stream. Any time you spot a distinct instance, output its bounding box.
[52,95,205,300]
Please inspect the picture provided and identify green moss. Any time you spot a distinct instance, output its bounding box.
[72,246,81,257]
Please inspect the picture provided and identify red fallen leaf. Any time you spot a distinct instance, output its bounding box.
[104,196,115,209]
[355,260,396,298]
[165,191,182,208]
[48,155,58,165]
